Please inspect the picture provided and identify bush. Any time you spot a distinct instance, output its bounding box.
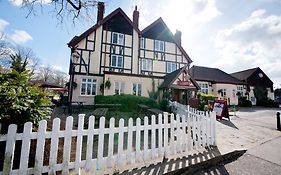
[238,97,252,107]
[197,92,216,111]
[0,70,52,129]
[95,94,159,112]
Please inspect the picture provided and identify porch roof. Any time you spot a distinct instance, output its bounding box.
[159,66,200,90]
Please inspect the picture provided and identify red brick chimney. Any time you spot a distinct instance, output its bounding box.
[97,2,105,23]
[174,30,182,45]
[133,6,139,28]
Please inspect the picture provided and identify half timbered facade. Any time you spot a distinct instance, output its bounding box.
[68,3,195,104]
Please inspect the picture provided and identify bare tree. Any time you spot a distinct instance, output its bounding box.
[37,66,53,82]
[0,32,12,57]
[0,46,39,74]
[11,0,99,23]
[53,69,68,86]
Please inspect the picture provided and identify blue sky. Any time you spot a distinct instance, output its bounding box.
[1,0,281,87]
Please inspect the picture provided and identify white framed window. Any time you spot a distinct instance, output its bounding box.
[199,83,208,94]
[112,32,124,45]
[111,55,123,68]
[221,89,226,97]
[140,37,145,49]
[133,83,142,96]
[237,85,243,95]
[166,62,177,73]
[142,59,152,71]
[155,40,164,52]
[115,81,124,95]
[80,78,97,96]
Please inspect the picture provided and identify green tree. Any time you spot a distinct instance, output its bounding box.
[0,70,51,129]
[253,86,268,106]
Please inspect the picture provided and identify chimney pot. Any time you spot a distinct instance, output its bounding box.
[97,2,105,23]
[174,30,182,45]
[133,6,139,28]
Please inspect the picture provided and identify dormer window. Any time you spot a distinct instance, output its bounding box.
[112,32,124,45]
[155,40,164,52]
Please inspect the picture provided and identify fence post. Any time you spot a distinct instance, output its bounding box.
[35,120,47,174]
[211,111,217,145]
[62,116,73,175]
[3,124,17,175]
[85,116,95,171]
[19,122,33,175]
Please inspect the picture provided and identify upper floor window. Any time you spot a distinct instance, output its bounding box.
[166,62,177,73]
[199,83,208,94]
[155,40,164,52]
[111,55,123,68]
[142,59,152,71]
[112,32,124,45]
[115,81,124,95]
[140,38,145,49]
[133,83,142,96]
[80,78,96,96]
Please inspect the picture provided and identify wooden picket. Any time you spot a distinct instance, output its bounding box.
[0,105,216,174]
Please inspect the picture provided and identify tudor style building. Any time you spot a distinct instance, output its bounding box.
[67,3,197,104]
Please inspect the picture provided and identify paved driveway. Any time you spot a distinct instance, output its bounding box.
[216,107,281,154]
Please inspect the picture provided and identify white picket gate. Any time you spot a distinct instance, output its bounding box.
[0,111,216,174]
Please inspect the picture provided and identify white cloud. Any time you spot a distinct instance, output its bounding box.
[0,19,9,32]
[127,0,221,32]
[9,0,51,7]
[9,30,33,44]
[214,9,281,87]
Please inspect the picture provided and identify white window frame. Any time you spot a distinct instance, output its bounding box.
[142,59,152,71]
[155,40,164,52]
[221,89,226,97]
[80,78,97,96]
[237,85,244,96]
[199,83,208,94]
[132,83,142,96]
[111,32,124,45]
[115,81,125,95]
[166,62,177,73]
[111,55,123,68]
[140,37,145,49]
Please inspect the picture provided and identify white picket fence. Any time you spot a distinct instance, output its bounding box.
[0,111,216,174]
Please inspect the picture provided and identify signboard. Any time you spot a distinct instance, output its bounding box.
[213,100,229,120]
[177,81,190,86]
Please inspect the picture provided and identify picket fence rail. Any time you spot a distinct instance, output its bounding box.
[0,108,216,174]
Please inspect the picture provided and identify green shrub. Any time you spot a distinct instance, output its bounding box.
[197,92,216,111]
[238,97,252,107]
[0,70,52,128]
[95,94,159,112]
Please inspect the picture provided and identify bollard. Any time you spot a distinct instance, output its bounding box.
[277,112,281,131]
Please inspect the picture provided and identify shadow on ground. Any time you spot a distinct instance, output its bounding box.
[218,119,239,130]
[115,147,223,175]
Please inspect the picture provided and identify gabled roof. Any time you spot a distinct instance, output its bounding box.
[230,67,259,81]
[68,8,141,47]
[142,18,192,63]
[189,66,245,85]
[160,66,199,89]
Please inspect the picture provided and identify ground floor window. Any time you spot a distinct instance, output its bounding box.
[221,89,226,97]
[132,83,142,96]
[237,85,244,96]
[81,78,96,96]
[115,81,124,95]
[198,83,208,94]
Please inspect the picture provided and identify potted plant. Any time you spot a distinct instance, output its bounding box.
[105,78,111,89]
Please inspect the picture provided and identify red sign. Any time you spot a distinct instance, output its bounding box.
[213,100,229,120]
[177,81,190,86]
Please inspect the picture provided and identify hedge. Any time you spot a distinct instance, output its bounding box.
[95,94,159,112]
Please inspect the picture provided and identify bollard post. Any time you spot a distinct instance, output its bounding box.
[277,112,281,131]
